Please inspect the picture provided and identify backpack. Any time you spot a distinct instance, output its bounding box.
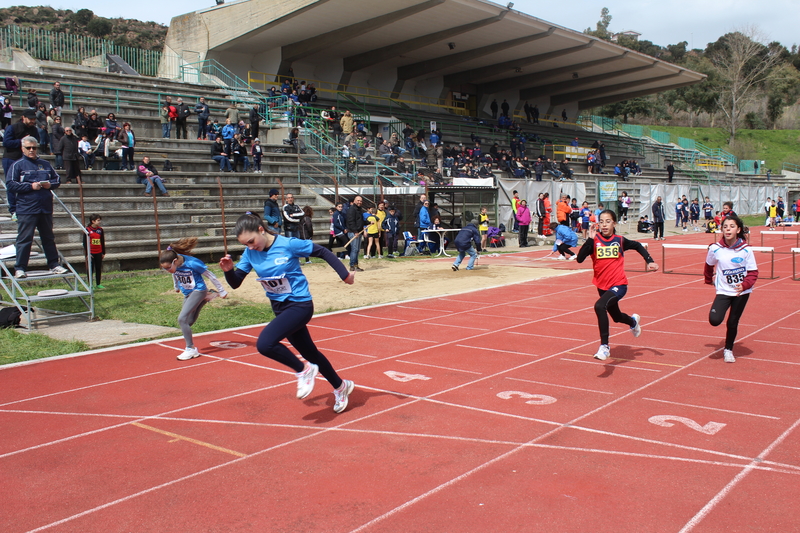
[0,307,22,328]
[168,105,178,120]
[162,160,173,172]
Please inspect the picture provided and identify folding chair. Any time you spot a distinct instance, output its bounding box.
[402,231,419,256]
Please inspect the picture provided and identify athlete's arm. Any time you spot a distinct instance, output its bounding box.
[575,238,594,263]
[202,270,228,298]
[740,269,759,292]
[703,263,715,284]
[310,243,352,282]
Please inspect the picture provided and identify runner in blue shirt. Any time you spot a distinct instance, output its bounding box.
[160,238,228,361]
[689,198,701,232]
[579,201,592,240]
[220,213,356,413]
[702,197,714,229]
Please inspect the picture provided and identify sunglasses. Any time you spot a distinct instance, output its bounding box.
[22,146,38,151]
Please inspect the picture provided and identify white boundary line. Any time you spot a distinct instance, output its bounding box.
[641,398,780,420]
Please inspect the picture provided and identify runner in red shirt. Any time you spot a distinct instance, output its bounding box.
[576,210,659,361]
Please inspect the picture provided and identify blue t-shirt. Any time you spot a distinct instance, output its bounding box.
[580,208,592,223]
[235,235,314,302]
[173,255,209,296]
[703,202,714,217]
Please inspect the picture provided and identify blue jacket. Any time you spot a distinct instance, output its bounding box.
[6,156,60,215]
[552,224,577,251]
[419,206,431,229]
[262,198,282,228]
[332,210,347,236]
[652,201,666,222]
[221,124,236,140]
[382,213,400,235]
[454,223,481,252]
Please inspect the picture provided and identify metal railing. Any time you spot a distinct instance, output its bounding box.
[0,24,162,76]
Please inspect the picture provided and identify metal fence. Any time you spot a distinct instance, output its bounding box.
[0,24,162,77]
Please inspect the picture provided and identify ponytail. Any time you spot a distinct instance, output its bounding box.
[159,237,198,264]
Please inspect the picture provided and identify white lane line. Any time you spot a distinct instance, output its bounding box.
[505,377,613,395]
[349,313,405,321]
[368,333,438,343]
[456,344,539,357]
[745,357,800,367]
[308,323,354,332]
[647,330,711,338]
[750,339,798,346]
[397,305,455,313]
[641,398,780,420]
[560,358,662,372]
[314,347,377,359]
[232,332,258,339]
[678,415,800,533]
[509,331,587,342]
[396,360,482,374]
[689,374,800,392]
[423,323,491,331]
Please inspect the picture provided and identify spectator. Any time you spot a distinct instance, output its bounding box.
[137,156,169,196]
[251,138,263,172]
[652,195,666,240]
[221,118,236,154]
[339,110,354,142]
[195,97,210,140]
[232,137,250,172]
[378,140,394,166]
[2,109,40,220]
[490,99,498,119]
[562,109,568,122]
[58,126,82,184]
[501,99,509,116]
[535,192,546,237]
[104,113,120,140]
[364,207,381,259]
[532,156,544,182]
[345,195,365,271]
[0,95,11,130]
[116,122,136,171]
[78,135,94,171]
[259,189,281,233]
[211,136,232,172]
[175,97,191,139]
[224,102,238,124]
[299,205,314,264]
[160,103,171,138]
[6,136,67,279]
[72,106,88,139]
[559,158,574,180]
[556,194,572,224]
[516,199,531,247]
[249,103,262,141]
[26,88,38,109]
[86,111,102,141]
[331,202,348,259]
[50,115,65,170]
[289,127,301,153]
[282,193,303,238]
[49,82,64,116]
[532,104,540,124]
[548,220,577,260]
[208,119,220,141]
[35,104,49,154]
[382,205,400,258]
[451,219,481,271]
[545,158,563,179]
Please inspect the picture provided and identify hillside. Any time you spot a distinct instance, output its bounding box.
[654,126,800,171]
[0,6,167,51]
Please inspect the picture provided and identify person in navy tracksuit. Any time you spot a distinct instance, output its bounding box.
[451,219,481,271]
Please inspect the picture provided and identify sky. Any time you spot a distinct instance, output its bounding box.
[18,0,800,50]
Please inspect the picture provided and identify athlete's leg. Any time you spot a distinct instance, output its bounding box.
[724,293,750,350]
[177,291,208,348]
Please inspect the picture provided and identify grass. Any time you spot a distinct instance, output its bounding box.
[652,126,800,172]
[0,329,88,365]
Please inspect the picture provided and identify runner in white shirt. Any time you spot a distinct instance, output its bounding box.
[704,215,758,363]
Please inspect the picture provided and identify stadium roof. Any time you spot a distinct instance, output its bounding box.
[164,0,705,114]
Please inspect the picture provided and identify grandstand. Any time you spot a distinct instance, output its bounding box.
[1,0,798,327]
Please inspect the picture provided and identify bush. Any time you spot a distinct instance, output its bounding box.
[87,17,112,38]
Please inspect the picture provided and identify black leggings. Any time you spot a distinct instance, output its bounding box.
[256,299,343,389]
[89,253,103,285]
[556,243,574,257]
[595,286,634,345]
[709,293,750,350]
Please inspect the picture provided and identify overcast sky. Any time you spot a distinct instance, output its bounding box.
[35,0,799,50]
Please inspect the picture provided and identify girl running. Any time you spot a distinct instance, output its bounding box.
[576,210,659,361]
[160,238,228,361]
[704,215,758,363]
[219,213,356,413]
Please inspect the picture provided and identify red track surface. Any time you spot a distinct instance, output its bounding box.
[2,227,799,532]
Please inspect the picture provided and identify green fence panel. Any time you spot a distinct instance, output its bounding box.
[677,137,696,150]
[649,130,670,144]
[738,160,758,173]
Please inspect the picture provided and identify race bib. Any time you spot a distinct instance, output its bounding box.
[257,275,292,295]
[721,267,745,286]
[175,271,196,290]
[595,244,620,259]
[91,238,101,246]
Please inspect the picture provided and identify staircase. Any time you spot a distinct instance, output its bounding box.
[0,194,94,330]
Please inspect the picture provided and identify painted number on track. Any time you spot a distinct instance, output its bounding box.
[384,371,432,382]
[497,391,557,405]
[209,341,248,349]
[648,415,726,435]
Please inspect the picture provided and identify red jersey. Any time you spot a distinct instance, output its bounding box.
[590,234,628,290]
[85,225,105,255]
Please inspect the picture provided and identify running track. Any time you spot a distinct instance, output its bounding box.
[1,227,798,532]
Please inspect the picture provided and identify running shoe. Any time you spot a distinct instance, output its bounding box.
[333,379,355,413]
[630,314,642,338]
[594,344,610,361]
[723,349,735,363]
[51,266,68,275]
[568,254,577,261]
[177,347,201,361]
[14,270,26,279]
[204,290,219,302]
[296,363,319,399]
[452,265,459,271]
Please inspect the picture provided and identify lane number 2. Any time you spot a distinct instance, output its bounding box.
[497,391,557,405]
[648,415,726,435]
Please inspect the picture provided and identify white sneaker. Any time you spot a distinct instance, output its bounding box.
[364,255,370,260]
[14,270,26,279]
[333,379,355,413]
[723,349,735,363]
[344,255,350,260]
[556,255,566,261]
[51,265,68,275]
[177,347,201,361]
[630,313,641,337]
[296,363,319,399]
[594,344,610,361]
[568,254,576,261]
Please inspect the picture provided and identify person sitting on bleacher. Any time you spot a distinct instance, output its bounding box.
[559,158,574,180]
[136,156,169,197]
[211,136,232,172]
[545,158,563,179]
[614,163,629,181]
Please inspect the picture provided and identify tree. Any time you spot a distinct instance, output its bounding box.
[600,97,652,123]
[707,27,782,143]
[87,17,112,38]
[70,9,94,27]
[766,63,800,127]
[585,8,612,41]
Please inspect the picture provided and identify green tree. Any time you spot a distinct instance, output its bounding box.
[87,17,113,38]
[600,97,652,123]
[585,8,612,40]
[765,63,800,127]
[70,9,94,26]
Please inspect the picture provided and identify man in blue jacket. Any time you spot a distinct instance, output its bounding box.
[6,136,67,278]
[262,189,282,231]
[452,219,481,271]
[332,202,348,258]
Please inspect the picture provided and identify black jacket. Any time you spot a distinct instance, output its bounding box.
[58,134,80,161]
[176,103,191,121]
[2,120,39,161]
[345,203,365,233]
[49,87,65,107]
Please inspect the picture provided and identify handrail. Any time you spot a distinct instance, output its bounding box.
[782,162,800,174]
